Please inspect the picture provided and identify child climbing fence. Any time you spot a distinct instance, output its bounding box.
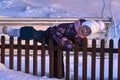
[0,35,120,79]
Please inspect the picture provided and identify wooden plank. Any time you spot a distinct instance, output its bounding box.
[0,17,112,26]
[0,44,119,53]
[0,17,112,21]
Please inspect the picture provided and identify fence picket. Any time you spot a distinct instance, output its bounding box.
[49,37,54,78]
[100,39,105,80]
[109,39,113,80]
[82,38,87,80]
[91,39,96,80]
[1,36,5,64]
[118,39,120,80]
[9,37,14,69]
[17,37,22,71]
[74,40,79,80]
[57,45,63,78]
[66,50,70,80]
[25,40,30,73]
[41,38,46,76]
[33,40,37,76]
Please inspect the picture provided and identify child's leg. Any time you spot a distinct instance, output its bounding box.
[20,26,48,42]
[19,26,36,40]
[2,25,20,37]
[32,30,49,42]
[2,26,35,40]
[2,26,47,42]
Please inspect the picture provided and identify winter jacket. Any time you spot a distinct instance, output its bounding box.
[46,19,86,51]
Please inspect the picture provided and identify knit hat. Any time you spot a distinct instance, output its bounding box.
[81,20,106,34]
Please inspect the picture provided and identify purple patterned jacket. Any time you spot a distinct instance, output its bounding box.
[46,19,86,51]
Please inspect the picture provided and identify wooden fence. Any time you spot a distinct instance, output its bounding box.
[0,36,120,80]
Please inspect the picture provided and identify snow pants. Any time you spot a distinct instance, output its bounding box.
[20,26,64,78]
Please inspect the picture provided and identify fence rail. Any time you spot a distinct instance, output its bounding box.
[0,36,120,80]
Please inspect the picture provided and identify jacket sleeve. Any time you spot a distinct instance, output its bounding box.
[52,30,74,51]
[75,37,84,47]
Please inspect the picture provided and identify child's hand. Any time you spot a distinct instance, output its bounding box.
[66,44,74,51]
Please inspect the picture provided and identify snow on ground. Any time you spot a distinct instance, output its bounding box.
[0,59,61,80]
[0,63,40,80]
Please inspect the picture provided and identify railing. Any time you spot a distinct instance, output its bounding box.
[0,36,120,80]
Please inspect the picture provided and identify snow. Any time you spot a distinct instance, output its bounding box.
[0,63,40,80]
[0,0,120,80]
[0,57,61,80]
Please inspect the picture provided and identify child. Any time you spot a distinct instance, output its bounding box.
[2,19,105,78]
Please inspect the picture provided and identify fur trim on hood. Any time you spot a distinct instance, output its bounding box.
[74,20,81,35]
